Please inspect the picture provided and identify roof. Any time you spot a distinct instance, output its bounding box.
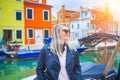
[66,10,78,13]
[24,0,52,7]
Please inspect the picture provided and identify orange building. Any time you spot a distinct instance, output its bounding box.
[91,4,118,34]
[24,0,52,45]
[57,5,80,25]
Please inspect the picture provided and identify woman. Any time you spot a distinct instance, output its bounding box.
[35,24,83,80]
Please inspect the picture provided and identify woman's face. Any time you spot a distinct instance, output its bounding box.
[60,26,70,42]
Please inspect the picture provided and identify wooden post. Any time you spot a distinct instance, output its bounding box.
[103,38,120,77]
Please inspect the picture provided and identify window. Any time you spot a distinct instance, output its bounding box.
[16,30,22,39]
[77,24,79,29]
[59,14,62,20]
[66,24,69,27]
[85,12,87,16]
[72,24,74,29]
[16,0,21,2]
[16,11,22,21]
[91,24,96,30]
[0,9,1,19]
[26,8,34,20]
[87,23,89,28]
[8,30,12,39]
[44,30,49,38]
[43,10,49,21]
[91,14,95,20]
[27,28,34,39]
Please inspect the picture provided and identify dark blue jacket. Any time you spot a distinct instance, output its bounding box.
[35,44,83,80]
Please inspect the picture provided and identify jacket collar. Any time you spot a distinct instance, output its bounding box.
[47,44,74,66]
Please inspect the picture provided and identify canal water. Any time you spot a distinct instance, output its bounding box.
[0,59,37,80]
[0,51,119,80]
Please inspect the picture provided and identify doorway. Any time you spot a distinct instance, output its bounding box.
[4,30,12,42]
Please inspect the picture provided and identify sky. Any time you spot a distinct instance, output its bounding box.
[47,0,120,21]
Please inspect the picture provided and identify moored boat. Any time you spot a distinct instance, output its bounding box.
[0,56,5,62]
[16,49,40,60]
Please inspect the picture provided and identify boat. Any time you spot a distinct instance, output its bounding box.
[16,49,40,60]
[81,62,117,79]
[0,56,5,62]
[0,50,14,62]
[77,47,87,53]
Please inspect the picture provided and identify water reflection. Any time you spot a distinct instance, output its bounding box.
[0,59,38,80]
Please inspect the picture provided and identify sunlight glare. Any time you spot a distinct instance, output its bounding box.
[109,0,120,14]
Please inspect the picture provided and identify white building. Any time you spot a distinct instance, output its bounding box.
[70,7,91,40]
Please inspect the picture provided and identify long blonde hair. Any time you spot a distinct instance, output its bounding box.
[50,24,80,56]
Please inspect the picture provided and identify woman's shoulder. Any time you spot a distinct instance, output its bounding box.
[42,43,50,50]
[40,43,51,53]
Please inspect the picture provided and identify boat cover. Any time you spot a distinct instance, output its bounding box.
[81,62,117,79]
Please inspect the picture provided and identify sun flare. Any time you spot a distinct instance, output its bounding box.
[109,0,120,14]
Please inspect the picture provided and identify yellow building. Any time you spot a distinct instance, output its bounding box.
[0,0,24,44]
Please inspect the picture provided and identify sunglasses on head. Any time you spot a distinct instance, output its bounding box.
[62,29,70,34]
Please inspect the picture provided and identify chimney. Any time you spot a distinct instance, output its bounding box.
[62,5,65,10]
[105,3,110,13]
[42,0,46,4]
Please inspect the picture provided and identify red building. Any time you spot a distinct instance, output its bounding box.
[57,5,80,25]
[91,4,118,34]
[24,0,52,45]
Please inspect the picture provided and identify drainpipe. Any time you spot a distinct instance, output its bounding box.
[28,38,30,50]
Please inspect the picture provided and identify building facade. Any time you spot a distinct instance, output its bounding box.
[57,5,80,25]
[24,0,52,45]
[70,7,91,39]
[0,0,24,44]
[90,4,118,34]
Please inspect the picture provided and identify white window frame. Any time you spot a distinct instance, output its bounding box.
[85,12,87,16]
[27,28,34,39]
[16,29,22,39]
[91,24,96,31]
[16,10,22,21]
[43,29,49,38]
[26,8,34,20]
[91,14,95,20]
[0,8,2,19]
[43,10,49,21]
[38,0,42,3]
[59,14,63,20]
